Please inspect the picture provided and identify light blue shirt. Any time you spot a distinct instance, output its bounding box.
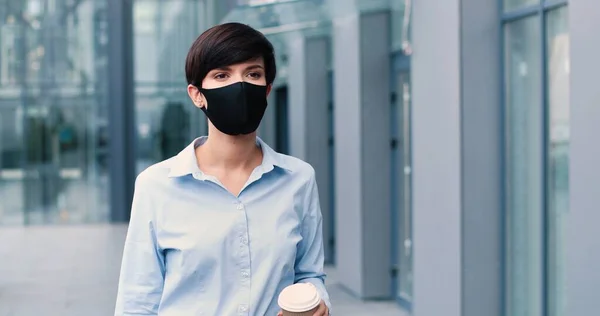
[115,137,331,316]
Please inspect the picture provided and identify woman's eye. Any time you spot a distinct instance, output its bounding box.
[247,72,262,79]
[214,73,228,80]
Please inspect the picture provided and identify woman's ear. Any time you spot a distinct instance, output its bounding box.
[187,84,206,109]
[266,84,272,97]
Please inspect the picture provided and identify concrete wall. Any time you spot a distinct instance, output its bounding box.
[567,1,600,315]
[332,13,363,294]
[332,9,392,298]
[412,0,502,315]
[411,0,462,313]
[459,0,502,315]
[287,34,333,262]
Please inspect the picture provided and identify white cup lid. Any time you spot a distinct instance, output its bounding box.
[278,283,321,312]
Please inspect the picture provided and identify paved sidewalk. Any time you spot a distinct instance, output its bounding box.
[0,225,406,316]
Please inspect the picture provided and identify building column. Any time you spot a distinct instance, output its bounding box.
[286,33,334,263]
[107,0,136,222]
[412,0,501,314]
[567,1,600,315]
[331,8,392,298]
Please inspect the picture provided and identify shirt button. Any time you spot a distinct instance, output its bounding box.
[241,271,249,278]
[236,204,244,210]
[239,305,248,312]
[240,237,248,244]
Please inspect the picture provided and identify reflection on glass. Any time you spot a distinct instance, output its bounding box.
[504,0,539,12]
[505,16,543,316]
[219,0,328,31]
[391,0,411,52]
[546,7,569,316]
[0,0,110,225]
[398,73,412,300]
[133,0,206,174]
[392,71,412,301]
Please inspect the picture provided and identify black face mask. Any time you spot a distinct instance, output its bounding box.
[198,81,268,136]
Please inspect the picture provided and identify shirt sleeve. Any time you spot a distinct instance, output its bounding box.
[114,175,165,316]
[294,169,332,314]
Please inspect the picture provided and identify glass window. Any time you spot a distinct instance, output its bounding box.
[133,0,206,174]
[504,0,540,12]
[391,0,413,306]
[546,7,569,316]
[0,0,110,225]
[504,16,544,316]
[326,70,336,264]
[397,72,412,301]
[391,68,412,305]
[273,86,290,155]
[391,0,411,52]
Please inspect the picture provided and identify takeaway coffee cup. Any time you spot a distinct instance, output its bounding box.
[278,283,321,316]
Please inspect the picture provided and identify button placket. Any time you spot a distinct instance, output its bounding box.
[235,199,252,314]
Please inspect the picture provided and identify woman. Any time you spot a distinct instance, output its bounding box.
[114,23,331,316]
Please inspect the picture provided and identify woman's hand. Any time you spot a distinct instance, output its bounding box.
[311,300,329,315]
[277,300,329,316]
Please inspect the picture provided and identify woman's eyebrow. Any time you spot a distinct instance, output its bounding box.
[212,66,232,72]
[245,65,264,71]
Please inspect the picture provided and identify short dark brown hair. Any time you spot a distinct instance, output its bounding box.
[185,23,277,87]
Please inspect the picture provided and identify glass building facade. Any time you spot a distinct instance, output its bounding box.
[3,0,600,315]
[0,0,111,225]
[502,1,569,316]
[390,0,413,308]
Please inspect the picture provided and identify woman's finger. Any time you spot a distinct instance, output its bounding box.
[313,300,329,316]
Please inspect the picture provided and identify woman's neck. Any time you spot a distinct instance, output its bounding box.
[196,128,262,171]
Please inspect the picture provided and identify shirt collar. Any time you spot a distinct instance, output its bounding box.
[167,136,291,178]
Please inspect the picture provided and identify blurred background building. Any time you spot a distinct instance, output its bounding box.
[0,0,598,315]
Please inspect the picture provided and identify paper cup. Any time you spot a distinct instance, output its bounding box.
[278,283,321,316]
